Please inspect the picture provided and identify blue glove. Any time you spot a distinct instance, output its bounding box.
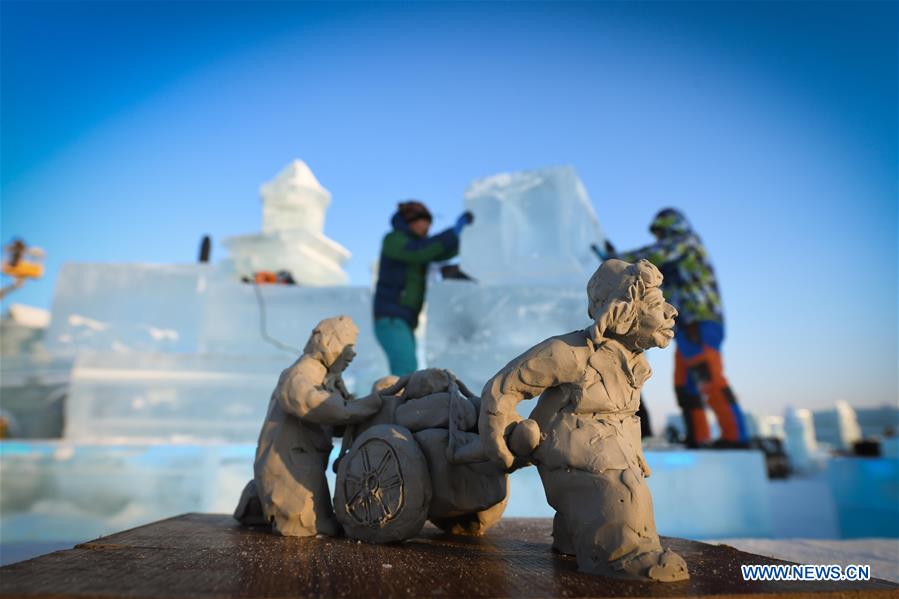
[454,211,474,236]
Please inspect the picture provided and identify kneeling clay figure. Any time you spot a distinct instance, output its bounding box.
[234,315,381,537]
[479,259,689,582]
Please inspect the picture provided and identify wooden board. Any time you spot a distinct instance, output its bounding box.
[1,514,895,598]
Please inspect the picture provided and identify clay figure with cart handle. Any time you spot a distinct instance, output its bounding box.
[479,258,689,582]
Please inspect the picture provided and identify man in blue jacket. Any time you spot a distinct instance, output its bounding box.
[374,201,473,375]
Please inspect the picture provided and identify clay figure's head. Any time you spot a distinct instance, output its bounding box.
[586,259,678,351]
[303,315,359,372]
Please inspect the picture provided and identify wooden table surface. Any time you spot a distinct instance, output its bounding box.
[1,514,896,598]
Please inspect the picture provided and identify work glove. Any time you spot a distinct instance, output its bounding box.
[590,240,618,260]
[454,211,475,236]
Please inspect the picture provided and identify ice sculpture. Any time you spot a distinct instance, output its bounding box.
[424,281,588,396]
[784,407,819,472]
[459,166,606,286]
[223,160,350,286]
[833,400,862,450]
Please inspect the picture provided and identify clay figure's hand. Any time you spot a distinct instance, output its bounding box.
[335,376,353,400]
[508,419,541,457]
[351,392,382,419]
[478,395,522,471]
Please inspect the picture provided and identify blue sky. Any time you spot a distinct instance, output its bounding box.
[2,1,896,417]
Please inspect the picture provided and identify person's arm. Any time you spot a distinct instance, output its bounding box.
[478,339,582,470]
[279,362,381,425]
[382,229,460,264]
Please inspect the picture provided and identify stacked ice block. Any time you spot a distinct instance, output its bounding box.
[47,264,387,442]
[427,166,605,396]
[502,449,772,538]
[0,441,255,544]
[459,165,606,286]
[425,281,588,396]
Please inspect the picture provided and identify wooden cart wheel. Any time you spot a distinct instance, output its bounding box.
[335,424,431,543]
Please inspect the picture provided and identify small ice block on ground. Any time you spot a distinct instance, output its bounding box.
[827,456,899,538]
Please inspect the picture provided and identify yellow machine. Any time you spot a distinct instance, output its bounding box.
[2,260,43,279]
[1,239,45,299]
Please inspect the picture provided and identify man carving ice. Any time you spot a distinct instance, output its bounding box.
[479,259,689,581]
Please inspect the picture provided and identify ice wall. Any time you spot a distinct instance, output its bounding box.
[223,160,350,286]
[504,450,772,538]
[45,263,212,354]
[63,352,283,441]
[827,456,899,537]
[1,443,772,545]
[459,166,606,286]
[424,281,588,396]
[0,441,254,543]
[47,263,388,441]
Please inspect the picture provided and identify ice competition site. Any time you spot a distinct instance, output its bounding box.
[2,160,897,581]
[1,0,897,588]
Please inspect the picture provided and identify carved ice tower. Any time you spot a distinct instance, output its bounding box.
[223,160,350,285]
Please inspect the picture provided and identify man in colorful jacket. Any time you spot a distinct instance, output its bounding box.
[607,208,748,448]
[374,201,473,376]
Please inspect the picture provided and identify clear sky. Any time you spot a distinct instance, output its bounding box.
[2,1,896,418]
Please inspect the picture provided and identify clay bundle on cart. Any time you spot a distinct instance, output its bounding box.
[334,369,509,543]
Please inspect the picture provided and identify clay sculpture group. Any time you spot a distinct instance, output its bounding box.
[235,259,689,582]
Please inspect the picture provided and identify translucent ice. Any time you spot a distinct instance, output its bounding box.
[459,166,606,286]
[503,449,774,540]
[1,442,771,545]
[46,263,211,354]
[222,160,350,286]
[63,352,285,441]
[0,441,256,543]
[48,263,388,441]
[784,407,820,472]
[813,401,862,450]
[827,456,899,537]
[643,449,772,538]
[424,281,588,399]
[503,450,777,539]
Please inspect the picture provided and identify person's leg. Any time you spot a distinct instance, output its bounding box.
[374,317,418,376]
[696,322,748,443]
[674,325,709,446]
